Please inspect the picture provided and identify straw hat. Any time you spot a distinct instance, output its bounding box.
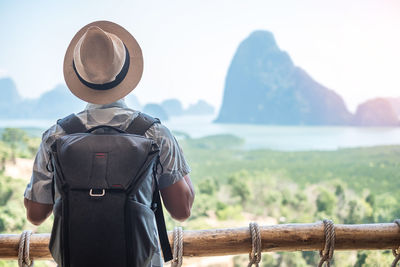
[63,21,143,104]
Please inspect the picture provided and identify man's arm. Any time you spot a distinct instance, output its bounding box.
[160,175,195,222]
[23,124,62,226]
[24,198,53,226]
[147,123,194,221]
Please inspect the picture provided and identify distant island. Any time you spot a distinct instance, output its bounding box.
[353,98,399,127]
[145,99,215,120]
[0,78,86,119]
[216,31,400,126]
[0,78,214,120]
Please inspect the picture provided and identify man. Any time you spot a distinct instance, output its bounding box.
[23,21,195,266]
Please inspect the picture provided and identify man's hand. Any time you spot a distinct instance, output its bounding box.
[24,198,53,226]
[160,175,195,222]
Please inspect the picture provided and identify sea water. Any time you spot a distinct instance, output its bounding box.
[163,115,400,151]
[1,115,400,151]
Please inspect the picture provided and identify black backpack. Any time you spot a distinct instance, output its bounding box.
[48,112,173,267]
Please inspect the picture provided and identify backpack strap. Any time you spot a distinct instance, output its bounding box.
[54,113,86,204]
[57,114,87,134]
[127,113,173,262]
[152,177,173,262]
[125,112,160,136]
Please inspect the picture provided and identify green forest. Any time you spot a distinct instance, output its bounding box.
[0,128,399,266]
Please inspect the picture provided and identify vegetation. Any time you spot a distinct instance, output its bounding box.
[0,128,40,163]
[0,129,399,266]
[171,134,400,266]
[0,129,50,267]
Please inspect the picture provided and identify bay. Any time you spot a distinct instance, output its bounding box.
[1,115,400,151]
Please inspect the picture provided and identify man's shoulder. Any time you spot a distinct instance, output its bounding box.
[43,110,174,142]
[40,123,66,148]
[144,120,176,144]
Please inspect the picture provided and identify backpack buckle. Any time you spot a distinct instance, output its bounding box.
[89,189,105,197]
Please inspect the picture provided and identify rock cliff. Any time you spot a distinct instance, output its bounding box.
[216,31,352,125]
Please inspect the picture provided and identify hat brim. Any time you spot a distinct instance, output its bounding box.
[64,21,143,105]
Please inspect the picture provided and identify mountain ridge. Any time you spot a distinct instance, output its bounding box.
[0,78,214,120]
[0,79,86,119]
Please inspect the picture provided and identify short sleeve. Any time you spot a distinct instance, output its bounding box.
[24,124,64,204]
[145,124,191,190]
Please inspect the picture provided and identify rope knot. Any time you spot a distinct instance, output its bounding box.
[248,222,262,267]
[171,226,183,267]
[18,230,34,267]
[318,219,335,267]
[392,219,400,267]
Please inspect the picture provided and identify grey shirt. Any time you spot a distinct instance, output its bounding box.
[24,99,191,266]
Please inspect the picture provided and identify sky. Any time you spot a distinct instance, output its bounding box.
[0,0,399,112]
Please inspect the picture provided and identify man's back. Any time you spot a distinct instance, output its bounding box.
[24,99,194,266]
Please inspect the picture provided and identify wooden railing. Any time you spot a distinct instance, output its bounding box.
[0,222,399,260]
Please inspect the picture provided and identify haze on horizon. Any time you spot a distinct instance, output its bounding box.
[0,0,399,111]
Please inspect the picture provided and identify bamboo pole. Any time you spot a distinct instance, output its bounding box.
[0,222,399,260]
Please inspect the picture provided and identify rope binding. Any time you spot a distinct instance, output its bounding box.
[18,230,33,267]
[171,226,183,267]
[248,222,262,267]
[318,219,335,267]
[392,219,400,267]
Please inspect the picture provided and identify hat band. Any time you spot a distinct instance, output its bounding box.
[72,45,130,91]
